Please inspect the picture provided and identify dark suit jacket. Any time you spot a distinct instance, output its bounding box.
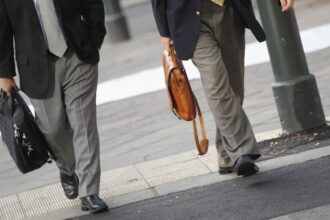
[151,0,266,60]
[0,0,106,99]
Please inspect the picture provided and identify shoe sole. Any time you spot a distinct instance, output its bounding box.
[219,167,234,174]
[236,160,259,177]
[65,191,78,200]
[81,205,109,214]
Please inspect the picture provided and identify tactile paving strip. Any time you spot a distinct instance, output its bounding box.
[99,165,150,198]
[0,194,25,220]
[0,165,150,220]
[135,151,211,187]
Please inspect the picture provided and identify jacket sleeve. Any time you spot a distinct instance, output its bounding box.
[151,0,170,37]
[0,0,15,78]
[82,0,107,49]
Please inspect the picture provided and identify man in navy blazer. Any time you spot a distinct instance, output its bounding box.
[152,0,294,177]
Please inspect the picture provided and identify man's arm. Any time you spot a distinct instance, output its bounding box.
[0,0,18,95]
[0,0,15,78]
[82,0,106,49]
[151,0,171,51]
[151,0,170,37]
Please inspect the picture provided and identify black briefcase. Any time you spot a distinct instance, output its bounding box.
[0,90,52,174]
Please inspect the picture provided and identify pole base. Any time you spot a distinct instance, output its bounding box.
[273,74,325,134]
[105,14,130,42]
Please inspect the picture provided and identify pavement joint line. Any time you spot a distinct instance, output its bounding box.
[198,156,215,173]
[1,127,330,220]
[132,164,159,196]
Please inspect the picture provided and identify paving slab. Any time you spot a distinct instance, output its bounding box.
[271,204,330,220]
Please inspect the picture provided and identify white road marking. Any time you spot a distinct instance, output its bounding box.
[96,23,330,105]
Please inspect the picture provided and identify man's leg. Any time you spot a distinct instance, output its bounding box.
[61,52,100,198]
[60,51,107,213]
[30,53,78,199]
[191,2,260,175]
[218,2,261,163]
[216,127,234,174]
[30,54,76,176]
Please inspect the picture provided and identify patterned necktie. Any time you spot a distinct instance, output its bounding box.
[210,0,225,6]
[37,0,67,57]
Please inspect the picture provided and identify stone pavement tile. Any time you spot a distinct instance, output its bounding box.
[18,184,79,219]
[29,189,156,220]
[271,204,330,220]
[0,166,151,220]
[198,155,218,173]
[0,195,25,220]
[99,165,150,198]
[135,151,211,187]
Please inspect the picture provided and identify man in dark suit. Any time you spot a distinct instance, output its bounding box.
[0,0,108,213]
[152,0,294,177]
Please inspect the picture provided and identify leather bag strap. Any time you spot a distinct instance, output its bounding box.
[192,94,209,155]
[163,46,209,155]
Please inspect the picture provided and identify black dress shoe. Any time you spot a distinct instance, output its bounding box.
[219,166,234,174]
[235,155,259,177]
[60,172,79,200]
[81,194,108,214]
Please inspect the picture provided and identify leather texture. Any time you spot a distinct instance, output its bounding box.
[60,172,79,200]
[81,194,108,213]
[0,90,52,174]
[235,155,259,177]
[163,46,209,155]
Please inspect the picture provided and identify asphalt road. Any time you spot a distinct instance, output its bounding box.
[76,156,330,220]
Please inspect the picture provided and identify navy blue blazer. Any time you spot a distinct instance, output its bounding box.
[152,0,266,60]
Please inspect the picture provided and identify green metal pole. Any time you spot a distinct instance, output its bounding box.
[256,0,325,134]
[103,0,130,42]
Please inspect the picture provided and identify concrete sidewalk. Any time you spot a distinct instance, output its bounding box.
[73,154,330,220]
[1,133,330,220]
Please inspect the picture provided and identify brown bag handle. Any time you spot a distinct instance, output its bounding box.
[192,95,208,155]
[163,45,209,155]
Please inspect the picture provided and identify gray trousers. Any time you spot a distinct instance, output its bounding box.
[191,1,260,166]
[30,50,100,198]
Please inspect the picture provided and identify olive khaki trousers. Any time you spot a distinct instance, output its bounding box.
[30,49,100,198]
[192,1,260,166]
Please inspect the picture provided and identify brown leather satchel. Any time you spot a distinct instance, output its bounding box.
[162,45,209,155]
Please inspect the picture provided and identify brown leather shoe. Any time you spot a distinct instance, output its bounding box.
[60,172,79,200]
